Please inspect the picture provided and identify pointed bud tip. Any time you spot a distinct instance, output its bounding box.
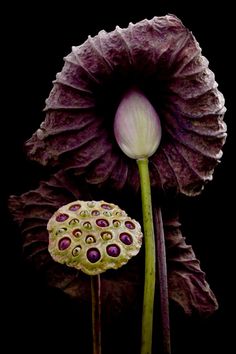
[114,88,162,159]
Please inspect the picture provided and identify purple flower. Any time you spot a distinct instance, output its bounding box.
[25,14,226,196]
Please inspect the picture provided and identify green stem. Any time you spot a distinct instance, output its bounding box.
[91,274,102,354]
[137,158,156,354]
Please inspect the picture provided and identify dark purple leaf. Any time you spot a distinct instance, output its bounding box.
[9,172,218,315]
[25,15,226,196]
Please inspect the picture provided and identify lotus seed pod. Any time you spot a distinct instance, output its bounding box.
[47,200,143,275]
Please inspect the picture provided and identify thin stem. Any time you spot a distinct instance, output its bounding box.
[137,158,156,354]
[91,274,102,354]
[154,207,171,354]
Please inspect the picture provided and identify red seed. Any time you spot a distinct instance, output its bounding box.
[106,244,120,257]
[119,233,133,245]
[58,237,71,250]
[96,219,109,227]
[87,248,101,263]
[56,213,69,222]
[125,221,135,229]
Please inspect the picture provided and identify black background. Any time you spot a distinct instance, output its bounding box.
[3,1,235,353]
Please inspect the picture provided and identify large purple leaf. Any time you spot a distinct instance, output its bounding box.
[25,15,226,196]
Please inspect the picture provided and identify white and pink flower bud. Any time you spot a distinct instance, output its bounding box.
[114,88,162,159]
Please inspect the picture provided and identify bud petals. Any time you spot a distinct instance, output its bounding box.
[114,89,162,159]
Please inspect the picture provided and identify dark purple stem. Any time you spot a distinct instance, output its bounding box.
[91,274,102,354]
[153,207,171,354]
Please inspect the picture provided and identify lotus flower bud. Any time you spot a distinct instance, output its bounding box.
[114,88,162,159]
[47,200,143,275]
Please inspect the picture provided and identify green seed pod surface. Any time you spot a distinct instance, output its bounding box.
[47,200,143,275]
